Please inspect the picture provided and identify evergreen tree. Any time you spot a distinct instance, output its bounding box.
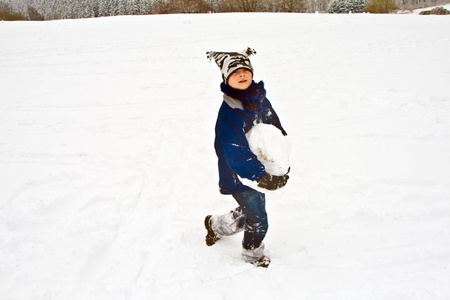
[118,0,129,15]
[99,0,110,16]
[129,0,138,15]
[328,0,365,13]
[110,0,120,15]
[81,0,96,18]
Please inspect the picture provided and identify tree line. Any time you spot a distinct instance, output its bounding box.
[1,0,312,20]
[3,0,433,20]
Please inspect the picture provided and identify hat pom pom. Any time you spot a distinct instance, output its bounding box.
[244,47,257,57]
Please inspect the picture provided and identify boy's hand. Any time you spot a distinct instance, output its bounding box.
[257,172,289,191]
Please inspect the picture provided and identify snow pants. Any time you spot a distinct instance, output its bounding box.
[211,189,268,251]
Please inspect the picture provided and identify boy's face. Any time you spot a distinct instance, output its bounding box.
[227,68,252,90]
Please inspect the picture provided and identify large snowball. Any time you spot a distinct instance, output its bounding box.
[238,123,291,192]
[246,123,291,176]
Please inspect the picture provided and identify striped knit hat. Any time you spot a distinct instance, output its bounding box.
[207,47,256,84]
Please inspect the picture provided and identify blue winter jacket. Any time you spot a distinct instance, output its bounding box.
[214,81,286,195]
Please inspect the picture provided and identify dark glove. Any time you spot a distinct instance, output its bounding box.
[257,171,289,191]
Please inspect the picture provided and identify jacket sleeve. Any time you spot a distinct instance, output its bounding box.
[216,114,266,181]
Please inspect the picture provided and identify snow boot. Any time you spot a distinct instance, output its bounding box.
[242,243,270,268]
[204,215,220,246]
[251,256,271,268]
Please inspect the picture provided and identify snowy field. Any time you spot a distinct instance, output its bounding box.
[1,11,450,300]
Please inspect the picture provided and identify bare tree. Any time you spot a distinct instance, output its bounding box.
[236,0,263,11]
[173,0,210,12]
[286,0,306,11]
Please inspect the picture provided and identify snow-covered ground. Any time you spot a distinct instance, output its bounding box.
[1,11,450,300]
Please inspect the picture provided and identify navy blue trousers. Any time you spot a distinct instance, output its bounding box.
[233,189,268,250]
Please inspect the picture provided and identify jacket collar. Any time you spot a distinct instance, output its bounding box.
[223,94,244,110]
[220,80,266,113]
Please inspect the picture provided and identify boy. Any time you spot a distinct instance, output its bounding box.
[205,48,289,268]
